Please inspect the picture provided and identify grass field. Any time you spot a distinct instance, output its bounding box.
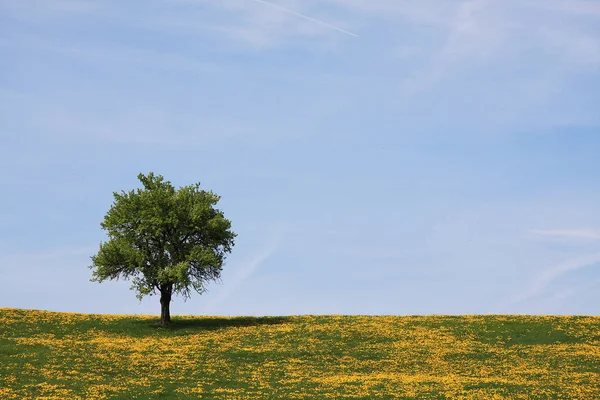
[0,308,599,399]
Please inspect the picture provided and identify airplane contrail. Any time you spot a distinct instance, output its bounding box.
[249,0,359,37]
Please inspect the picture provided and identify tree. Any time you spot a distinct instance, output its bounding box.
[90,172,236,325]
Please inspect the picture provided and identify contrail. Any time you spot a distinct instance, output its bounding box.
[249,0,359,37]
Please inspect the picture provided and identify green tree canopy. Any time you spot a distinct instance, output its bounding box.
[90,173,236,324]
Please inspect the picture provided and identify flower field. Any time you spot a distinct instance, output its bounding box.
[1,308,599,399]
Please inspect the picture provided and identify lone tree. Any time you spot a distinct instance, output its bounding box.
[90,172,236,325]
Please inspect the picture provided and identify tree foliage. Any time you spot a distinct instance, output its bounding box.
[90,173,236,324]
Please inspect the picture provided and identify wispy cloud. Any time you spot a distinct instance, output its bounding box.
[400,0,600,105]
[551,278,600,301]
[400,1,481,93]
[533,277,600,313]
[533,0,600,17]
[2,0,598,145]
[531,228,600,240]
[500,253,600,310]
[501,227,600,310]
[201,224,286,314]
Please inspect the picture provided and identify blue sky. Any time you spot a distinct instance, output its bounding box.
[1,0,599,316]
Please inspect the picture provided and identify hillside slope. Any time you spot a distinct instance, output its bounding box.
[1,309,599,399]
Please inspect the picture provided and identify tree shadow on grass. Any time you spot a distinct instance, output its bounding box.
[169,316,290,330]
[125,316,292,336]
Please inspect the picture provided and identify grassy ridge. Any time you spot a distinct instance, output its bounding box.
[1,309,599,399]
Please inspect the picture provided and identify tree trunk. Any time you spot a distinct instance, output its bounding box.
[160,285,172,325]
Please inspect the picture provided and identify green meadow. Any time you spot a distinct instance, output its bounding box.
[1,308,599,399]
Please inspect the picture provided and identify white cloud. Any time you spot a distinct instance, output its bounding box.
[551,278,600,301]
[533,277,600,313]
[501,253,600,309]
[534,0,600,17]
[200,224,286,313]
[2,0,599,141]
[531,228,600,240]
